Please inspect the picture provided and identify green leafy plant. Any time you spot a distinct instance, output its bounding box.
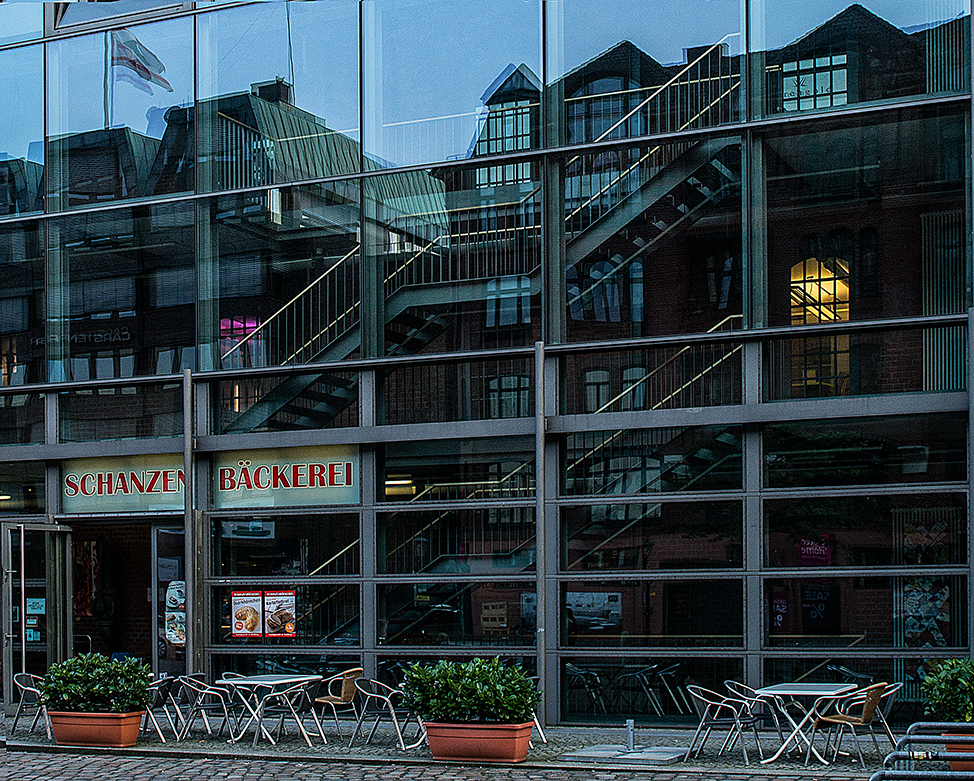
[400,657,540,723]
[38,653,151,713]
[921,659,974,722]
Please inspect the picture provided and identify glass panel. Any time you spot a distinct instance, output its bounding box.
[0,392,43,445]
[764,325,968,399]
[765,493,967,568]
[381,357,533,424]
[0,45,43,215]
[561,656,741,721]
[211,514,359,577]
[47,18,194,209]
[57,1,181,27]
[212,653,361,679]
[563,426,742,495]
[155,525,185,677]
[563,343,742,414]
[377,581,536,646]
[765,576,968,648]
[765,107,969,329]
[764,656,952,726]
[755,1,971,116]
[380,438,535,502]
[365,164,541,359]
[197,1,360,191]
[8,528,50,677]
[0,3,43,44]
[379,508,535,575]
[212,584,360,646]
[562,502,743,571]
[561,579,743,647]
[0,221,43,385]
[0,461,44,513]
[212,372,360,434]
[47,201,196,381]
[564,138,742,342]
[364,0,541,168]
[765,414,968,487]
[547,0,743,146]
[200,182,361,371]
[59,382,182,441]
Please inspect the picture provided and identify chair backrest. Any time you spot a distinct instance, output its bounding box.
[13,673,41,703]
[858,682,887,724]
[725,680,757,699]
[879,680,903,710]
[147,675,175,707]
[337,667,364,703]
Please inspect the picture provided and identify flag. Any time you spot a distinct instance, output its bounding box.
[110,28,173,93]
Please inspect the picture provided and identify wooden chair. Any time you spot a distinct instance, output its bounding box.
[315,667,363,739]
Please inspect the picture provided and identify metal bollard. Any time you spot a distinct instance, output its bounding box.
[626,719,635,751]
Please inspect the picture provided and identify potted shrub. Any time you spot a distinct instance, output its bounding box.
[921,658,974,771]
[38,653,151,747]
[400,657,541,763]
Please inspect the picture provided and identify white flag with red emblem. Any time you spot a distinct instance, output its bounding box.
[111,28,173,93]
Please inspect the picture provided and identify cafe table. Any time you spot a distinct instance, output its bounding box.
[755,682,857,764]
[219,673,323,746]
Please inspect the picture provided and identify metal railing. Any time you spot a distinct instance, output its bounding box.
[870,723,974,781]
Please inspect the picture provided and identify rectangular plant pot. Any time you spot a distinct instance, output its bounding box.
[49,711,145,748]
[424,721,534,763]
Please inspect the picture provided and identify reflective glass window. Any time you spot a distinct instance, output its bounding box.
[562,502,743,571]
[212,515,359,577]
[764,107,968,330]
[47,18,194,209]
[765,576,967,648]
[765,493,967,568]
[0,45,43,215]
[199,182,360,371]
[56,1,181,27]
[563,136,743,342]
[59,382,182,441]
[561,656,740,720]
[363,0,541,168]
[0,222,44,385]
[379,508,535,575]
[765,415,968,488]
[563,426,742,495]
[365,164,541,359]
[47,201,196,381]
[0,4,42,44]
[197,1,360,191]
[0,392,43,445]
[212,584,360,646]
[213,372,360,434]
[754,0,971,117]
[0,461,44,513]
[212,653,361,679]
[547,0,743,146]
[377,581,536,646]
[561,579,744,647]
[380,437,535,502]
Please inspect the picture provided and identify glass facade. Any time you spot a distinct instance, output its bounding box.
[0,0,971,728]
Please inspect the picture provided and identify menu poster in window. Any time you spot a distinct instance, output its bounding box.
[231,591,263,637]
[264,590,296,638]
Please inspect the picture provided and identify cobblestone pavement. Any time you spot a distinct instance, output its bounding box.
[2,713,886,781]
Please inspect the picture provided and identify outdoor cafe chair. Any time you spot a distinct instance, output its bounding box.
[348,678,425,751]
[872,680,903,748]
[258,679,327,747]
[315,667,362,739]
[724,680,785,745]
[805,681,887,766]
[176,675,241,740]
[12,672,51,738]
[141,675,179,743]
[685,684,764,765]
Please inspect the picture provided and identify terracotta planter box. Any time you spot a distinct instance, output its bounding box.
[49,711,145,748]
[424,721,534,763]
[945,734,974,772]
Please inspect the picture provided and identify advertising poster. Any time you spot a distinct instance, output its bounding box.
[231,591,263,637]
[264,590,296,638]
[165,580,186,644]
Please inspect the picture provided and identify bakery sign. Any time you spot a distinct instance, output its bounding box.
[61,445,359,513]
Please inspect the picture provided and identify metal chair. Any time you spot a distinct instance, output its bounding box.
[12,673,51,738]
[805,681,887,765]
[725,680,785,745]
[259,679,327,747]
[348,678,425,750]
[141,675,179,743]
[684,684,764,765]
[176,675,239,740]
[874,680,903,748]
[315,667,362,739]
[527,675,547,745]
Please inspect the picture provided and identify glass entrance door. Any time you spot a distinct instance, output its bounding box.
[1,523,72,713]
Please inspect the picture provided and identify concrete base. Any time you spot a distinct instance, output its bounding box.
[559,745,687,765]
